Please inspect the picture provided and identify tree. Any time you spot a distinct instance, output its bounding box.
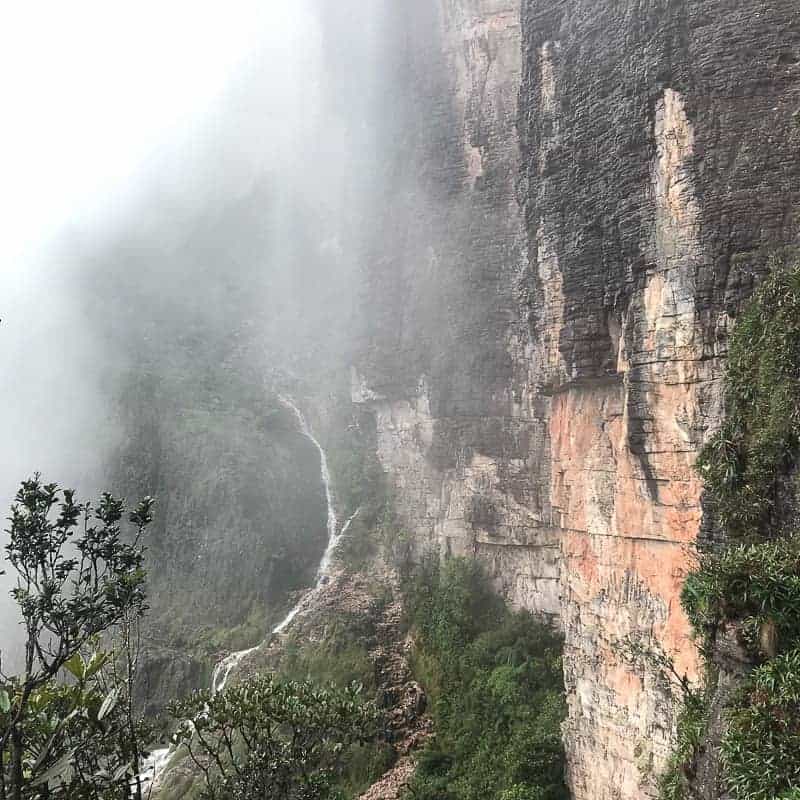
[0,476,154,800]
[168,676,379,800]
[404,558,568,800]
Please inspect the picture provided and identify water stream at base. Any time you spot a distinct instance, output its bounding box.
[139,396,358,792]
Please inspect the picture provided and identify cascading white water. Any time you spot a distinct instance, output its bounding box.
[209,395,338,692]
[277,396,338,581]
[140,396,359,791]
[272,504,360,636]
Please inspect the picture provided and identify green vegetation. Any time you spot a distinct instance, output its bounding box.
[325,406,411,572]
[722,650,800,800]
[324,407,383,524]
[404,558,568,800]
[657,682,715,800]
[97,253,335,710]
[280,624,375,692]
[277,619,395,797]
[0,476,386,800]
[695,251,800,540]
[663,253,800,799]
[153,576,394,800]
[0,477,154,800]
[682,537,800,656]
[112,357,333,715]
[116,362,329,635]
[169,677,379,800]
[155,561,395,800]
[193,607,273,663]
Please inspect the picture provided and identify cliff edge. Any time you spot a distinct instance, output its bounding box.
[353,2,800,798]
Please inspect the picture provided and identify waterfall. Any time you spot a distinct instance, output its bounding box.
[210,396,338,692]
[277,396,338,583]
[140,396,358,791]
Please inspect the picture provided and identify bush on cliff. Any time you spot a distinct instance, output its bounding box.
[722,649,800,800]
[168,676,379,800]
[405,558,568,800]
[695,251,800,540]
[682,536,800,657]
[665,253,800,800]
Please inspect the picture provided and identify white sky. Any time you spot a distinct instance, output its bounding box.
[0,0,313,273]
[0,0,321,522]
[0,2,323,658]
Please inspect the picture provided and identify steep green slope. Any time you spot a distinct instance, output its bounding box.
[406,559,568,800]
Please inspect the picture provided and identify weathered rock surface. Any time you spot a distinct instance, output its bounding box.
[354,2,800,798]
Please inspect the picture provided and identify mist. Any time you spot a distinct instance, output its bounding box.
[0,0,393,670]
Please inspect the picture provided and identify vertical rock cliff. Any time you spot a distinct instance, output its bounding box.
[354,2,800,798]
[518,3,799,795]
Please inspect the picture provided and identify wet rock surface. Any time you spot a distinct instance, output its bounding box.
[354,1,800,798]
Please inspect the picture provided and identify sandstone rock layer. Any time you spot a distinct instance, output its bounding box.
[355,2,800,798]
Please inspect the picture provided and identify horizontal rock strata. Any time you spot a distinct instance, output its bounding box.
[355,1,800,798]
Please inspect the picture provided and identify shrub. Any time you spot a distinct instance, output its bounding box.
[722,649,800,799]
[681,537,800,655]
[663,253,800,799]
[169,676,379,800]
[277,623,395,797]
[1,477,155,800]
[696,253,800,538]
[404,558,568,800]
[658,687,714,800]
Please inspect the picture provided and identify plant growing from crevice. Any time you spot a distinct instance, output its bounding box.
[657,679,716,800]
[695,250,800,540]
[682,537,800,657]
[722,649,800,800]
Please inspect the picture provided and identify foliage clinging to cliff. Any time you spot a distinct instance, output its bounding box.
[665,254,800,800]
[405,558,568,800]
[658,683,715,800]
[721,649,800,800]
[682,537,800,656]
[695,251,800,540]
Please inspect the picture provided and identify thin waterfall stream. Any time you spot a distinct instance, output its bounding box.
[140,396,358,791]
[209,395,346,692]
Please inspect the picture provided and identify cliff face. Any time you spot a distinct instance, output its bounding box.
[518,5,799,796]
[354,2,800,798]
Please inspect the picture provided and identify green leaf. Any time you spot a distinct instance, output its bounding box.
[0,689,10,714]
[63,652,85,681]
[98,688,119,722]
[84,651,110,679]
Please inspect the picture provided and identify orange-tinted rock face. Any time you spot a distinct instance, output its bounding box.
[552,378,706,797]
[356,1,800,798]
[516,2,798,791]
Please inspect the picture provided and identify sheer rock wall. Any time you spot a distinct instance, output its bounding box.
[354,2,800,798]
